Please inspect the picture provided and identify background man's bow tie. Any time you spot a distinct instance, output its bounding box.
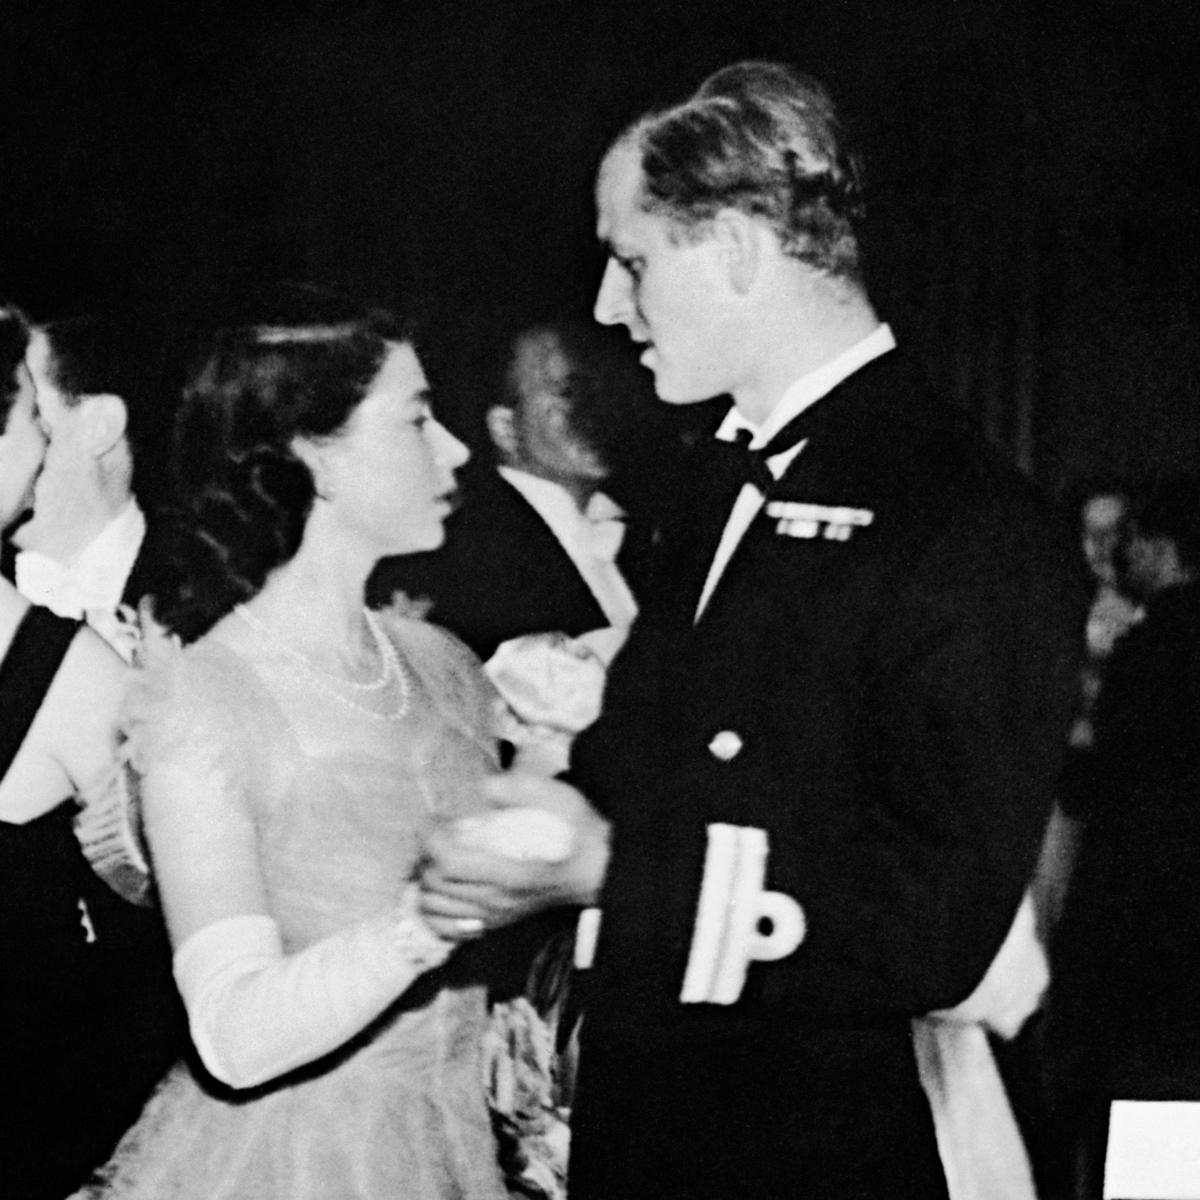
[15,551,100,618]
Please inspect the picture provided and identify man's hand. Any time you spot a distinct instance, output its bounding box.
[418,772,610,942]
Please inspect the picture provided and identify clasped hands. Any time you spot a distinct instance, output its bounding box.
[418,770,611,943]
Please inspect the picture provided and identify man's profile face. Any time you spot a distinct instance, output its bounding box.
[13,330,98,552]
[593,143,736,405]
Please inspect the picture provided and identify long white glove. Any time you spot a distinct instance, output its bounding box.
[173,886,453,1090]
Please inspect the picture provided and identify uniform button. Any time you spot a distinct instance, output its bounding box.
[707,730,744,761]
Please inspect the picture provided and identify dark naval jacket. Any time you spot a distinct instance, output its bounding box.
[567,349,1083,1200]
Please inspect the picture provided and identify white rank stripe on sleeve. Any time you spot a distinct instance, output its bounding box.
[680,824,807,1005]
[574,906,602,969]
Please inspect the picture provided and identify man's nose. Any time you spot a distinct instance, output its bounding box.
[593,259,629,327]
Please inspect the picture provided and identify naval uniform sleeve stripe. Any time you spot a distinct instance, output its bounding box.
[573,906,602,970]
[711,826,770,1005]
[680,823,739,1003]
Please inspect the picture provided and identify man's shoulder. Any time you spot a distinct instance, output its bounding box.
[792,351,1050,527]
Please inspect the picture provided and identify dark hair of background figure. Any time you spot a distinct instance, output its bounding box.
[616,60,867,282]
[1059,473,1135,520]
[155,283,411,644]
[0,304,31,427]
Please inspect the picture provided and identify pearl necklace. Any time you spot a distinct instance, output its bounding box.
[233,604,413,721]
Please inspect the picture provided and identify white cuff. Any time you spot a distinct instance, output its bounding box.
[927,891,1047,1039]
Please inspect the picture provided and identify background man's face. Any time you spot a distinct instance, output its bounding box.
[1081,493,1126,585]
[15,331,98,552]
[0,364,47,528]
[507,330,608,485]
[593,145,737,405]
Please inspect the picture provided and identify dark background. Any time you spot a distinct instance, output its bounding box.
[2,0,1197,493]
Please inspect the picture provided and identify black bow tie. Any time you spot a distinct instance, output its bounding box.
[715,408,817,494]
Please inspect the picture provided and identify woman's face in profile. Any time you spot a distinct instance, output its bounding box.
[0,363,47,531]
[317,341,469,557]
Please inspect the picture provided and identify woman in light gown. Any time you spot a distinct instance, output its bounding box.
[76,287,510,1200]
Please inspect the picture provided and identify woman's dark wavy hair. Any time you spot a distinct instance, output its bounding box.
[0,303,31,430]
[157,284,410,643]
[618,61,866,280]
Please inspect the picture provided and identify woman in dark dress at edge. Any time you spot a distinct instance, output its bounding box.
[0,302,178,1199]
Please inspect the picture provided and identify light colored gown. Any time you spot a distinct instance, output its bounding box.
[76,608,510,1200]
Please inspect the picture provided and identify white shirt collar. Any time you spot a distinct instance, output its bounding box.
[497,466,637,627]
[74,500,146,609]
[715,323,897,451]
[497,466,587,532]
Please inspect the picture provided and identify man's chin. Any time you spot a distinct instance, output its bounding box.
[653,380,713,406]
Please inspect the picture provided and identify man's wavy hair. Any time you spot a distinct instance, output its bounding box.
[156,284,411,642]
[620,61,866,281]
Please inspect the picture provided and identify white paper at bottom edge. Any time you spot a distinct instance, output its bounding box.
[1104,1101,1200,1198]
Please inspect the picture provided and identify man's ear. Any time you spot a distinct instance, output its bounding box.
[80,393,129,458]
[485,405,517,459]
[711,207,761,295]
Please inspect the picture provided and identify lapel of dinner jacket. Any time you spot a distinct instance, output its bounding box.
[642,433,752,633]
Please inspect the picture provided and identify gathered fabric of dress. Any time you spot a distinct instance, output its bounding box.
[76,605,509,1200]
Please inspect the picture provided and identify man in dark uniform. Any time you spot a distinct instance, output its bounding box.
[421,61,1081,1200]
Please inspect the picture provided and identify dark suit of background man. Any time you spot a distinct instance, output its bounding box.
[420,61,1082,1200]
[369,318,641,661]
